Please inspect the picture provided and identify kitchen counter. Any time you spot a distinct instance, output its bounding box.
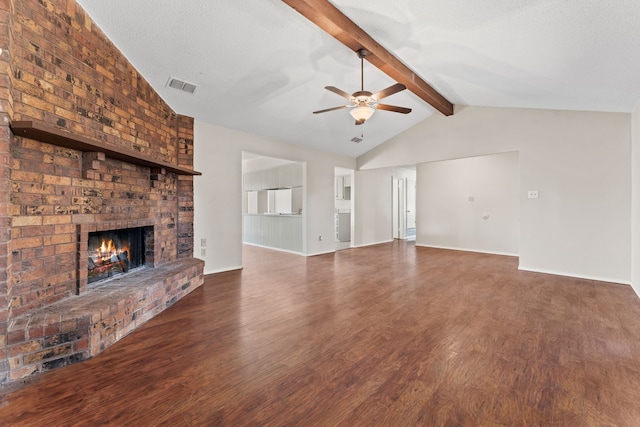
[258,212,302,216]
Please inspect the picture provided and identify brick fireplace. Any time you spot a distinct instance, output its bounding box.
[0,0,205,385]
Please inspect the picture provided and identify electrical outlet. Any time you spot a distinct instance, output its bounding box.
[200,238,206,246]
[200,248,206,257]
[528,190,539,199]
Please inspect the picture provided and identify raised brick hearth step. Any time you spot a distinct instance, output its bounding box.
[6,258,204,382]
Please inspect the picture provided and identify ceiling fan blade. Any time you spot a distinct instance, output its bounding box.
[372,83,406,101]
[313,105,348,114]
[376,104,412,114]
[325,86,352,99]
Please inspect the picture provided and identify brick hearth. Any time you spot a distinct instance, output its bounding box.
[7,258,202,381]
[0,0,204,385]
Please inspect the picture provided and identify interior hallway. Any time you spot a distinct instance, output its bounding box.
[1,242,640,425]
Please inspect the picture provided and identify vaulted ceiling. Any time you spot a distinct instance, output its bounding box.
[76,0,640,158]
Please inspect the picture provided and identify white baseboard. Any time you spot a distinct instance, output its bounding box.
[204,265,243,276]
[517,265,630,286]
[306,249,337,256]
[415,243,519,257]
[242,242,303,256]
[352,239,394,248]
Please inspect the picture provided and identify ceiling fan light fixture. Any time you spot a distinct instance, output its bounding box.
[350,105,375,123]
[313,49,409,125]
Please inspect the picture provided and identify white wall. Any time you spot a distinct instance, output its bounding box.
[194,121,355,274]
[393,167,416,181]
[353,168,394,247]
[353,166,419,247]
[357,106,631,284]
[416,152,519,256]
[632,101,640,296]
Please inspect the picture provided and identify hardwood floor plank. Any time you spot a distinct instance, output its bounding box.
[1,241,640,425]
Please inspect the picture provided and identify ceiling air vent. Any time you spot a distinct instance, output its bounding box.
[166,76,197,94]
[350,136,363,143]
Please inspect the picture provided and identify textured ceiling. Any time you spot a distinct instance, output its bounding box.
[76,0,640,158]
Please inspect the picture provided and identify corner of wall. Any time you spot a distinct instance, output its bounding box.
[176,115,195,259]
[631,100,640,298]
[0,0,14,386]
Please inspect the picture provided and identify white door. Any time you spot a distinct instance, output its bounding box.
[392,178,399,239]
[406,178,416,230]
[392,178,406,239]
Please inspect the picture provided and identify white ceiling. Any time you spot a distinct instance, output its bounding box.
[76,0,640,158]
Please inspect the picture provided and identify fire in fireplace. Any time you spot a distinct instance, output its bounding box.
[88,227,146,284]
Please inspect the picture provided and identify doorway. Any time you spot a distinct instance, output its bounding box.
[406,177,416,239]
[392,168,416,240]
[335,167,354,250]
[241,152,305,255]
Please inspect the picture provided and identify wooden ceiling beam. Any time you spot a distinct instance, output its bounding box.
[282,0,454,116]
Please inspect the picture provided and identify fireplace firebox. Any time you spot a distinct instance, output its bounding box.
[77,221,156,293]
[87,227,147,284]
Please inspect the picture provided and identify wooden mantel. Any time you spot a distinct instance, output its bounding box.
[10,120,201,176]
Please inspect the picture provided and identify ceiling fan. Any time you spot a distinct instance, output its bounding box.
[313,49,412,125]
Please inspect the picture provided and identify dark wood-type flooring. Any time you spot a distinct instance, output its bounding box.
[2,241,640,426]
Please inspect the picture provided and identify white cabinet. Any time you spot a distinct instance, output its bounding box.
[243,171,257,191]
[243,162,303,191]
[265,168,279,190]
[336,176,344,199]
[335,175,351,200]
[278,162,303,189]
[245,190,269,214]
[247,191,258,214]
[245,168,278,190]
[271,188,292,214]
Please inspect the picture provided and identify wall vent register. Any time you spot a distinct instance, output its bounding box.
[166,76,197,94]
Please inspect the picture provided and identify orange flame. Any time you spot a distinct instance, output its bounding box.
[93,239,129,262]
